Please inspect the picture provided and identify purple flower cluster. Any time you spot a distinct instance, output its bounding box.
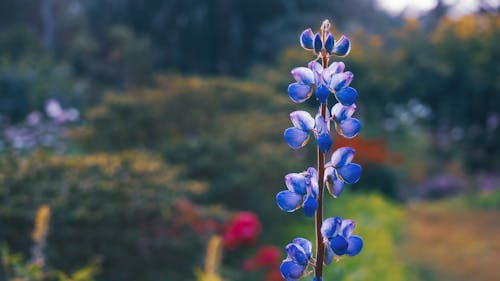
[276,20,364,280]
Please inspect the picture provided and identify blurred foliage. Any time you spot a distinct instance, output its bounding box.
[0,150,217,281]
[1,246,98,281]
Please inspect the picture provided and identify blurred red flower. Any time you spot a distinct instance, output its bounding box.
[223,212,262,249]
[243,245,281,271]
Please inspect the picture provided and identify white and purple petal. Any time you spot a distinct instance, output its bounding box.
[288,83,313,103]
[276,190,303,212]
[291,67,315,85]
[330,72,354,92]
[336,163,362,184]
[285,173,308,194]
[335,87,358,106]
[286,243,308,265]
[321,216,342,239]
[308,60,323,85]
[333,35,351,57]
[339,118,362,138]
[330,147,356,168]
[341,219,356,237]
[346,235,363,256]
[306,167,319,197]
[292,238,313,259]
[284,127,310,150]
[331,103,356,122]
[300,28,315,50]
[315,111,330,135]
[324,243,334,265]
[326,171,345,198]
[290,110,315,131]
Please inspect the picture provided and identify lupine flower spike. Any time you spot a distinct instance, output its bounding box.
[277,19,365,280]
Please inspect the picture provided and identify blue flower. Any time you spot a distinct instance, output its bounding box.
[331,103,362,138]
[324,147,362,197]
[299,20,351,57]
[280,238,312,281]
[288,61,354,104]
[321,217,363,261]
[276,168,319,217]
[284,110,333,153]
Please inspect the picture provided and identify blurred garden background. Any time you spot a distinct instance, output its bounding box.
[0,0,499,280]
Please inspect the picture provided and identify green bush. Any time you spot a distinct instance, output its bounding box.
[0,150,210,281]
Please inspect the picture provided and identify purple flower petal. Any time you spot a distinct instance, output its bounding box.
[324,243,334,265]
[330,147,355,168]
[330,235,348,255]
[285,173,308,194]
[302,194,318,217]
[284,127,310,149]
[300,28,315,50]
[280,260,305,280]
[308,60,323,85]
[315,111,330,135]
[315,85,331,103]
[306,167,319,197]
[290,110,315,131]
[317,133,333,153]
[339,117,362,138]
[337,163,362,184]
[333,35,351,57]
[291,67,315,85]
[288,82,313,103]
[314,33,322,54]
[326,171,345,198]
[276,190,303,212]
[335,87,358,106]
[347,235,363,256]
[324,34,334,53]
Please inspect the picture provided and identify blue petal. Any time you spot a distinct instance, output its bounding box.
[317,133,333,153]
[284,127,310,149]
[330,72,354,92]
[324,243,334,265]
[324,34,334,53]
[292,238,312,259]
[288,83,313,103]
[330,147,355,168]
[330,235,348,255]
[335,87,358,106]
[290,111,315,131]
[286,243,308,265]
[337,163,362,184]
[285,173,307,194]
[321,217,342,239]
[302,194,318,217]
[291,67,315,85]
[314,33,322,54]
[280,260,305,280]
[333,35,351,57]
[332,173,345,197]
[339,118,362,138]
[331,103,356,122]
[300,28,315,50]
[313,278,323,281]
[315,85,330,103]
[347,235,363,256]
[276,190,303,212]
[341,219,356,237]
[315,108,330,135]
